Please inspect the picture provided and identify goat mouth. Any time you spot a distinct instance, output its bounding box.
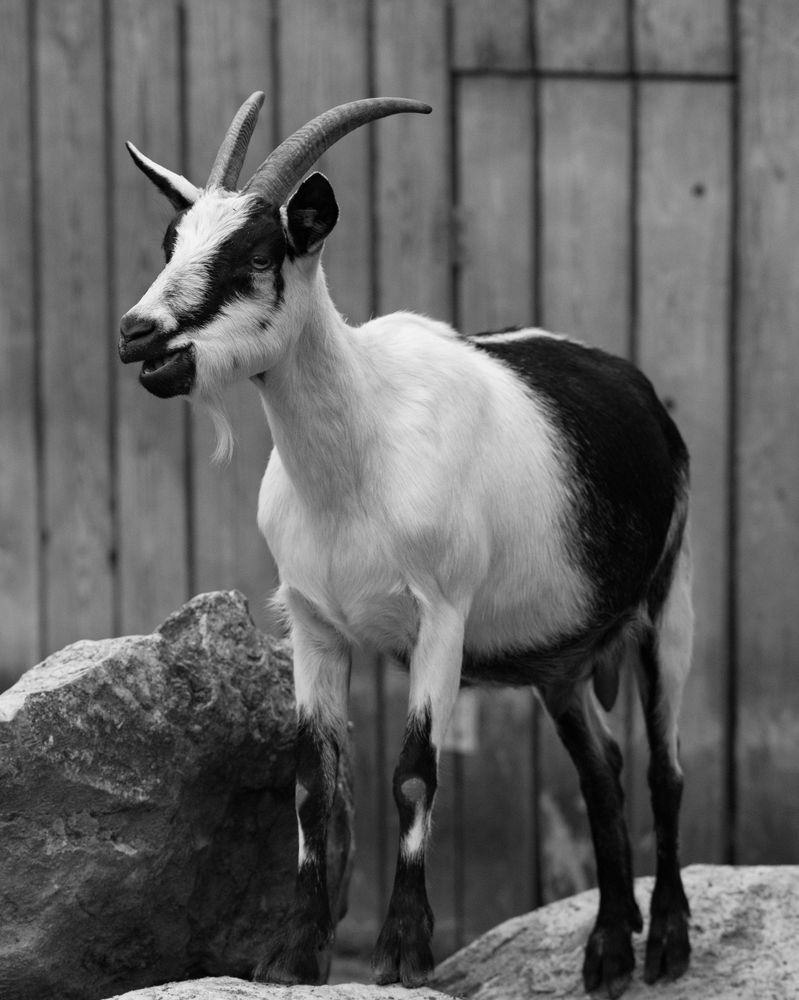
[139,344,196,398]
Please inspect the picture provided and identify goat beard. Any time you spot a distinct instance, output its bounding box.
[195,391,236,465]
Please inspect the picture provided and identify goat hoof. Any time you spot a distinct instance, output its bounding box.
[372,906,434,987]
[582,921,635,999]
[644,907,690,984]
[254,916,333,986]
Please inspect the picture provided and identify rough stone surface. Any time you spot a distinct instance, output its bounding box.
[431,864,799,999]
[108,979,450,1000]
[0,592,354,1000]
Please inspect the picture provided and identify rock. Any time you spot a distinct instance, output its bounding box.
[0,592,354,1000]
[431,864,799,999]
[107,977,451,999]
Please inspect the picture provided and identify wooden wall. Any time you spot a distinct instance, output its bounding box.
[1,0,798,965]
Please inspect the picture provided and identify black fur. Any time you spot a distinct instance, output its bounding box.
[286,173,339,257]
[372,706,436,987]
[254,712,339,986]
[554,689,643,998]
[162,210,186,261]
[468,333,689,623]
[164,199,286,330]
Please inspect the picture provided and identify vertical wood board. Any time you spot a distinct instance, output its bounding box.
[37,0,114,651]
[540,79,631,354]
[0,0,38,682]
[456,75,539,932]
[111,0,191,636]
[374,0,451,319]
[536,0,629,73]
[736,0,799,862]
[277,0,384,964]
[634,0,732,75]
[537,78,633,903]
[278,0,372,325]
[452,0,532,70]
[184,0,279,630]
[367,0,458,960]
[456,76,535,333]
[636,81,732,867]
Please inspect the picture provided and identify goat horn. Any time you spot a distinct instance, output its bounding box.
[207,91,266,190]
[243,97,432,205]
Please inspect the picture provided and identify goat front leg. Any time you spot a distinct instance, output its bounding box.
[372,597,465,987]
[255,591,350,986]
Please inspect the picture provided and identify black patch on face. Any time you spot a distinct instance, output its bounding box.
[167,198,286,331]
[469,334,689,623]
[162,209,186,262]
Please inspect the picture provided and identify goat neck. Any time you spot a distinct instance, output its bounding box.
[254,265,376,509]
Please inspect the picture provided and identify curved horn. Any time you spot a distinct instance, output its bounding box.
[243,97,432,205]
[206,91,265,190]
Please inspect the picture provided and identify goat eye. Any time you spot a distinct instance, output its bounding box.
[251,255,271,271]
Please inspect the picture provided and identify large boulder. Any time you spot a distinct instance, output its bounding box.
[107,979,451,999]
[431,864,799,999]
[0,591,354,1000]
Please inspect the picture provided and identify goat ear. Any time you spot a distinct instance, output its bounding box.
[126,142,200,211]
[285,172,339,256]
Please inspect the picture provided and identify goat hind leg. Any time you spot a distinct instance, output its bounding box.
[550,684,642,1000]
[637,546,693,984]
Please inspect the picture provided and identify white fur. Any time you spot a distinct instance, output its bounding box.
[401,808,429,861]
[652,531,694,765]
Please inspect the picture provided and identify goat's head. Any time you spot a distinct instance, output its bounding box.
[120,93,431,414]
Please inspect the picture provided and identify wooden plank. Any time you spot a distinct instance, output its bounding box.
[537,79,633,903]
[635,0,731,75]
[37,0,114,652]
[540,80,631,354]
[278,0,372,324]
[456,76,538,932]
[111,0,191,635]
[374,0,451,319]
[369,0,458,962]
[184,0,279,632]
[737,0,799,863]
[636,81,731,868]
[452,0,532,71]
[457,76,535,334]
[277,0,381,970]
[0,0,38,685]
[536,0,629,73]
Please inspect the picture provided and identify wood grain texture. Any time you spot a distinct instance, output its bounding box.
[636,82,731,867]
[184,0,279,631]
[540,80,631,354]
[372,0,460,958]
[0,0,38,684]
[635,0,731,75]
[537,79,633,902]
[111,0,191,636]
[277,0,389,960]
[456,76,535,333]
[278,0,372,325]
[455,75,540,930]
[536,0,629,73]
[374,0,451,319]
[37,0,114,652]
[737,0,799,863]
[452,0,532,70]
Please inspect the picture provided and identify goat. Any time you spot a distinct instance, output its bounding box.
[119,92,693,999]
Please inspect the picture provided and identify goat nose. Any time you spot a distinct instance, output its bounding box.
[120,312,157,344]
